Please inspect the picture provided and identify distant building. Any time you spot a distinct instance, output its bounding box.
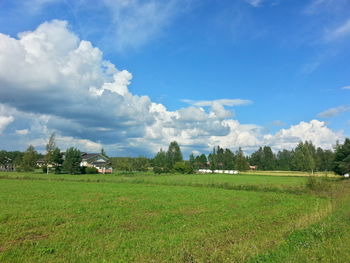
[249,165,257,170]
[80,153,113,174]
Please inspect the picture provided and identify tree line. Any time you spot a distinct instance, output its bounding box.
[0,135,349,175]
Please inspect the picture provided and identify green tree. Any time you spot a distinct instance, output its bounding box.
[52,147,63,173]
[333,138,350,175]
[235,147,249,171]
[262,146,275,170]
[173,161,193,174]
[45,133,56,170]
[101,148,108,158]
[153,149,168,173]
[20,145,38,172]
[292,141,316,173]
[276,149,293,171]
[166,141,183,169]
[63,147,82,174]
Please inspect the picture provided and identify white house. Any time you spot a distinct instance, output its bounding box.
[80,153,113,174]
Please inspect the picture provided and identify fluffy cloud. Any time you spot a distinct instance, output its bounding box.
[0,116,14,134]
[317,105,350,118]
[264,120,343,151]
[0,20,344,156]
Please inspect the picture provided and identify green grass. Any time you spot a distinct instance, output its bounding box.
[0,172,308,194]
[0,172,348,262]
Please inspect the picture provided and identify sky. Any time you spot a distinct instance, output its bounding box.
[0,0,349,157]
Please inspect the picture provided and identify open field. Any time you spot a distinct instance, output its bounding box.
[0,172,349,262]
[0,172,309,193]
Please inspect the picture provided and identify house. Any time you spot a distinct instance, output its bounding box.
[249,165,257,170]
[80,153,113,174]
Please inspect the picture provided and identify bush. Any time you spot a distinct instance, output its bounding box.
[85,167,98,174]
[153,166,170,174]
[173,161,194,174]
[306,176,329,192]
[42,166,47,173]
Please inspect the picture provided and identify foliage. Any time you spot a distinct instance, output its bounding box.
[62,147,82,174]
[45,132,56,166]
[235,147,249,171]
[19,145,38,172]
[166,141,183,169]
[85,166,98,174]
[173,161,194,174]
[110,157,149,172]
[333,138,350,175]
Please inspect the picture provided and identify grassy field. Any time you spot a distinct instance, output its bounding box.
[0,172,349,262]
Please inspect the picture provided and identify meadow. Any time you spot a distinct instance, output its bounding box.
[0,171,349,262]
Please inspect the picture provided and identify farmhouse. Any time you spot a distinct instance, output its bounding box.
[80,153,113,174]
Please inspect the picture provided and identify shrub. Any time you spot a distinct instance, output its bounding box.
[173,161,194,174]
[42,166,47,173]
[85,167,98,174]
[306,176,329,192]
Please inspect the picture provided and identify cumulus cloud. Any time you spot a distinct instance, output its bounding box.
[317,105,350,118]
[0,116,14,134]
[264,120,343,150]
[0,20,344,156]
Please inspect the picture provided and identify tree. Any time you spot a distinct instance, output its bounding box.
[52,147,63,173]
[153,149,168,173]
[276,149,293,171]
[63,147,82,174]
[333,138,350,175]
[292,141,316,173]
[45,133,56,170]
[101,148,108,158]
[173,161,193,174]
[166,141,183,169]
[20,145,38,172]
[262,146,275,170]
[235,147,249,171]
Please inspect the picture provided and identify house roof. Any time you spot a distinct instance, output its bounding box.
[81,153,109,162]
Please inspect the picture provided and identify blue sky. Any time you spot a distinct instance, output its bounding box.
[0,0,349,157]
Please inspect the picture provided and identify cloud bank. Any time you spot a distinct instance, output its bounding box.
[0,20,344,155]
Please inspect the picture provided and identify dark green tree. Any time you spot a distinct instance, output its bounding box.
[235,147,249,171]
[333,138,350,175]
[262,146,275,170]
[63,147,82,174]
[276,149,293,171]
[52,147,63,173]
[166,141,183,169]
[153,149,168,173]
[20,145,38,172]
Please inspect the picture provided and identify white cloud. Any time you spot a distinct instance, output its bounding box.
[185,98,252,107]
[15,129,29,135]
[324,19,350,42]
[341,85,350,90]
[0,20,344,156]
[0,116,14,134]
[264,120,343,150]
[317,105,350,118]
[103,0,187,52]
[243,0,263,7]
